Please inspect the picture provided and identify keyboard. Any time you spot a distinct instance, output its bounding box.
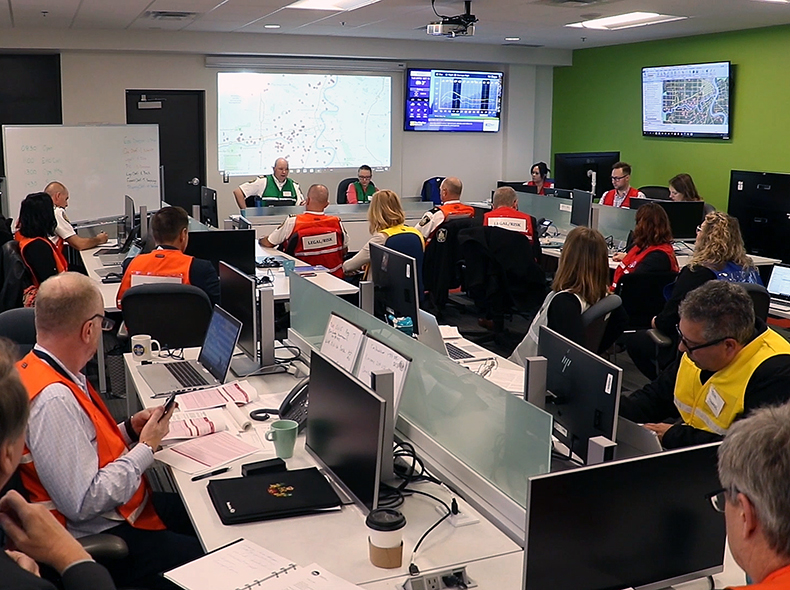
[445,342,473,360]
[165,362,210,388]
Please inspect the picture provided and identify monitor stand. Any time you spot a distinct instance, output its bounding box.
[230,355,260,378]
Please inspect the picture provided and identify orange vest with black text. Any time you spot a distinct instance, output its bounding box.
[116,248,193,307]
[288,213,345,277]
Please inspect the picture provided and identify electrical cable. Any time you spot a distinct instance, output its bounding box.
[430,0,450,20]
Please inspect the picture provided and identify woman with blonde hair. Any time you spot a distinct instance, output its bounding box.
[511,226,624,364]
[343,189,424,276]
[627,211,761,379]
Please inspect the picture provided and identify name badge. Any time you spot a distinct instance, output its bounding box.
[705,386,725,418]
[283,191,292,197]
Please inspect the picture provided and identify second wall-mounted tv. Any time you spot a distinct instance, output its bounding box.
[405,68,503,133]
[642,61,731,139]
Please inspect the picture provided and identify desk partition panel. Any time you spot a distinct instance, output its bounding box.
[595,204,636,245]
[516,192,572,235]
[290,272,552,516]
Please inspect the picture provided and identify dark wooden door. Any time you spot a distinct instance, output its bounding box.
[125,90,206,212]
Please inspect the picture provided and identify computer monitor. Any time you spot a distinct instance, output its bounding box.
[630,198,705,240]
[123,195,135,239]
[306,350,387,512]
[369,242,421,335]
[543,187,572,199]
[553,151,621,201]
[524,442,725,590]
[496,181,538,194]
[185,229,255,275]
[219,262,259,377]
[537,325,622,463]
[570,189,594,227]
[259,198,297,208]
[200,186,219,228]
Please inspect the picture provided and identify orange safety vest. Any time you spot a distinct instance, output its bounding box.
[288,213,345,277]
[16,352,165,530]
[611,243,679,290]
[601,187,640,208]
[16,234,68,285]
[426,202,475,242]
[484,207,536,243]
[116,248,193,307]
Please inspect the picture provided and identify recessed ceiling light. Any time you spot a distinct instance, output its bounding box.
[567,11,687,31]
[286,0,379,11]
[505,36,520,41]
[753,0,790,3]
[264,24,281,28]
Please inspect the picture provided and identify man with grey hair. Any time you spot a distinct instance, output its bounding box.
[483,186,542,260]
[716,402,790,588]
[233,157,304,209]
[415,176,474,242]
[619,280,790,448]
[16,273,202,588]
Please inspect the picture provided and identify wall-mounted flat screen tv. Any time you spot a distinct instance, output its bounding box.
[642,61,731,139]
[404,69,503,133]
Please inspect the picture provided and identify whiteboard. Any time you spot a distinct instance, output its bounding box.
[2,125,160,222]
[355,335,411,419]
[320,312,365,373]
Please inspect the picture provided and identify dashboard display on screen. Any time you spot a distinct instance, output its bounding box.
[642,61,731,139]
[405,69,503,133]
[218,72,391,175]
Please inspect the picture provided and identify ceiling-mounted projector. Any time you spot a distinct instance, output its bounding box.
[427,0,477,37]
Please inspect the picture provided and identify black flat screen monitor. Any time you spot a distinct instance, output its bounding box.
[369,242,421,335]
[630,198,705,240]
[185,229,255,276]
[306,351,386,511]
[497,181,538,194]
[219,262,259,375]
[538,326,622,463]
[259,198,297,208]
[553,152,621,201]
[200,186,219,228]
[728,170,790,262]
[543,187,572,199]
[570,189,594,227]
[123,195,135,238]
[524,442,725,590]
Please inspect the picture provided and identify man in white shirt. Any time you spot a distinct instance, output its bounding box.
[415,177,475,241]
[44,182,109,251]
[233,158,304,210]
[599,162,646,208]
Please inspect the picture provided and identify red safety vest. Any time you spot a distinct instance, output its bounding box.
[527,180,553,196]
[116,248,193,308]
[601,186,640,208]
[483,207,536,243]
[16,234,68,285]
[289,213,345,277]
[611,243,679,290]
[16,352,165,531]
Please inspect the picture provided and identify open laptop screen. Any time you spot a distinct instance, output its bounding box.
[197,306,242,383]
[767,264,790,301]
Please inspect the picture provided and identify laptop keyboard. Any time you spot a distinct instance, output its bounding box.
[165,362,210,388]
[445,342,474,360]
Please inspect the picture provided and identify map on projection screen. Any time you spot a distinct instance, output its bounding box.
[218,72,392,175]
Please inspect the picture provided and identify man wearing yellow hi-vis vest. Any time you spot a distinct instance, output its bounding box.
[620,281,790,449]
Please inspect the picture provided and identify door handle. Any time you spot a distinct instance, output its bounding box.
[187,177,200,186]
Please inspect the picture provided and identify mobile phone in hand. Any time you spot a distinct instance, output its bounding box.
[159,392,178,421]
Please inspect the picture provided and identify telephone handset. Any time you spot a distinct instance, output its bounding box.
[278,378,309,432]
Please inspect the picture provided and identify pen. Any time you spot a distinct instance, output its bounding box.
[191,467,230,482]
[458,356,496,364]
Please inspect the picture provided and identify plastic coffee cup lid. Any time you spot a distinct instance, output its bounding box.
[365,508,406,531]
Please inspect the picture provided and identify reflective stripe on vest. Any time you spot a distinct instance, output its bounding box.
[291,213,345,277]
[116,249,193,307]
[673,329,790,435]
[16,352,165,530]
[483,207,535,243]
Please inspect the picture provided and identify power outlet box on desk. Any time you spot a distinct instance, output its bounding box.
[434,505,479,527]
[402,566,475,590]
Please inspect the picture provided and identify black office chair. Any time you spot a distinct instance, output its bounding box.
[581,294,622,353]
[423,216,478,312]
[743,283,770,322]
[639,186,671,200]
[0,307,36,357]
[336,177,357,204]
[121,284,212,349]
[0,240,31,313]
[615,271,679,330]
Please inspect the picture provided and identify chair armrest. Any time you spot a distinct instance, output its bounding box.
[647,328,673,348]
[78,533,128,560]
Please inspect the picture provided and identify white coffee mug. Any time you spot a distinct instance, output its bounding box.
[131,334,161,361]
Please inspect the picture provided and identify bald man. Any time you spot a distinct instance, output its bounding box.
[259,184,347,276]
[415,176,475,242]
[233,158,304,209]
[45,182,108,251]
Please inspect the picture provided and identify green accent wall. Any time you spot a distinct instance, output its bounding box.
[552,24,790,210]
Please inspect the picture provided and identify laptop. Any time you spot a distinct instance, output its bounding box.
[614,416,664,460]
[417,310,493,361]
[96,226,140,265]
[767,263,790,310]
[137,305,242,396]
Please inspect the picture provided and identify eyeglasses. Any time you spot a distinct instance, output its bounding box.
[707,488,728,513]
[611,174,628,181]
[696,225,703,234]
[676,324,732,353]
[87,314,115,332]
[358,175,372,181]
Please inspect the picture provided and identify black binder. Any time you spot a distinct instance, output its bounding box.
[207,467,341,525]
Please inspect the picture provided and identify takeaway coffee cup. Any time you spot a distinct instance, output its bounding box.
[264,419,299,459]
[131,334,161,361]
[365,508,406,568]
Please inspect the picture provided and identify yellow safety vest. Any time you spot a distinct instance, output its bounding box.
[673,329,790,435]
[380,224,425,247]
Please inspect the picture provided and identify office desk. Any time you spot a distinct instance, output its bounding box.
[125,351,522,587]
[258,245,358,300]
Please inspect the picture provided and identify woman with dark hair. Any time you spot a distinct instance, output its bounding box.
[527,161,553,195]
[16,192,68,290]
[610,202,679,290]
[669,173,715,214]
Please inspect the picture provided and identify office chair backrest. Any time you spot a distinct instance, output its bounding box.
[420,176,445,205]
[336,177,357,204]
[0,307,36,357]
[639,186,671,200]
[742,283,770,322]
[423,216,478,308]
[581,294,622,353]
[616,271,679,330]
[121,283,212,349]
[384,232,425,297]
[0,240,32,313]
